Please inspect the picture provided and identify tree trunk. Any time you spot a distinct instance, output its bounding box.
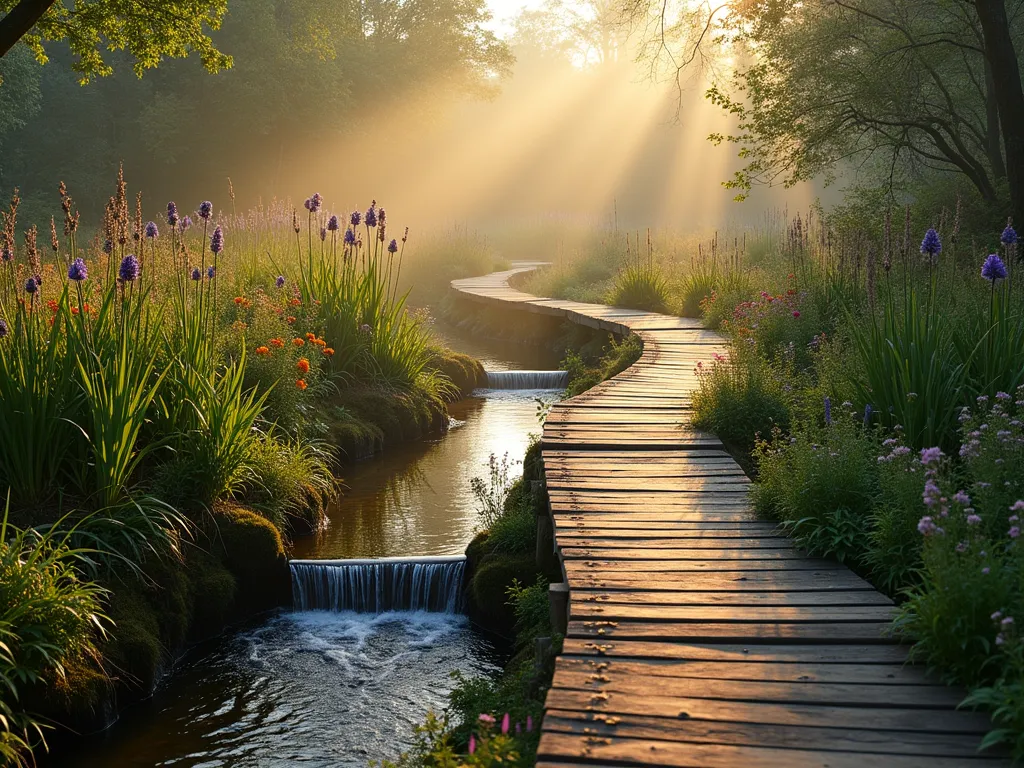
[975,0,1024,226]
[0,0,58,58]
[985,59,1007,180]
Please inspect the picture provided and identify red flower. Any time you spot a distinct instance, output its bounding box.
[296,357,310,374]
[295,379,307,390]
[792,311,801,318]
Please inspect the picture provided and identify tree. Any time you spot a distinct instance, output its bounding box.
[0,0,232,83]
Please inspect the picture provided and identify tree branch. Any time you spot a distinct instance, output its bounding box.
[0,0,57,58]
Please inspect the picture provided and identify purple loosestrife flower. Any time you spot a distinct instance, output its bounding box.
[982,253,1008,282]
[344,228,356,246]
[68,258,88,282]
[365,205,377,228]
[1002,225,1018,245]
[199,201,213,220]
[167,201,179,227]
[119,254,140,282]
[210,225,224,255]
[824,396,832,425]
[327,215,339,232]
[920,228,942,260]
[24,277,36,294]
[207,266,216,279]
[350,210,361,227]
[0,318,7,339]
[145,221,159,239]
[276,275,286,288]
[501,712,510,734]
[378,207,386,225]
[311,193,322,213]
[191,267,202,281]
[388,239,398,254]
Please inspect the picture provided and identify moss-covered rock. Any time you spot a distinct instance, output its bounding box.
[426,348,487,401]
[467,554,542,637]
[210,503,290,612]
[324,385,449,462]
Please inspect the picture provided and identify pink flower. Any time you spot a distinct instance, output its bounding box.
[792,310,800,318]
[526,715,533,732]
[1011,500,1024,512]
[478,713,496,725]
[1011,526,1021,539]
[469,734,476,754]
[501,713,510,734]
[983,567,991,575]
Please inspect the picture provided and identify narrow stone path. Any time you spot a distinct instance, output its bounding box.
[451,265,1007,767]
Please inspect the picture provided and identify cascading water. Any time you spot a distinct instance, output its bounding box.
[484,369,568,389]
[290,555,466,613]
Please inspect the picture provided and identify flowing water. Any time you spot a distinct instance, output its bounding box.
[52,319,564,767]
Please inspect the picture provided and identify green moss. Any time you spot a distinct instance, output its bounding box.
[426,348,486,401]
[324,384,448,461]
[103,587,163,694]
[211,503,289,611]
[468,554,541,637]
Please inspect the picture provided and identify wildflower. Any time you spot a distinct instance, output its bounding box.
[324,347,335,356]
[296,379,307,390]
[388,238,398,254]
[997,634,1006,646]
[983,567,991,575]
[255,346,270,356]
[468,734,475,755]
[313,338,326,346]
[920,228,942,260]
[1011,526,1021,539]
[1001,225,1018,245]
[102,238,114,255]
[824,396,831,425]
[478,714,495,725]
[67,258,88,282]
[270,338,285,348]
[210,225,224,254]
[305,332,316,341]
[167,202,179,227]
[344,229,356,246]
[956,541,968,553]
[953,491,971,506]
[297,358,310,374]
[199,201,213,220]
[327,215,340,232]
[982,253,1008,282]
[996,391,1012,401]
[967,514,982,526]
[119,254,140,282]
[1004,617,1015,626]
[501,713,510,734]
[24,277,37,294]
[0,318,7,338]
[863,403,872,425]
[350,210,361,227]
[919,447,943,466]
[293,338,305,346]
[234,296,245,305]
[1011,501,1024,512]
[207,266,216,279]
[290,298,301,306]
[145,221,159,239]
[180,215,192,232]
[526,716,533,732]
[918,516,937,535]
[276,275,286,288]
[365,205,377,228]
[923,479,942,507]
[191,267,202,281]
[792,310,800,318]
[1,246,11,263]
[287,316,296,324]
[319,227,327,242]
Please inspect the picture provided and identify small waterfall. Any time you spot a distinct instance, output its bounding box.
[290,556,466,613]
[484,370,568,390]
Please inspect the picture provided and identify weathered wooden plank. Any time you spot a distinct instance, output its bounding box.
[564,568,877,591]
[572,589,893,606]
[557,536,792,549]
[568,619,896,643]
[560,638,911,663]
[561,547,809,561]
[570,604,897,623]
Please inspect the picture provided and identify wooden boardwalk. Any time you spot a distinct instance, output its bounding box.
[451,265,1006,767]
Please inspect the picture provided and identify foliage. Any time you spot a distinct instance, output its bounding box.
[485,479,536,555]
[610,260,668,312]
[562,332,642,398]
[471,453,519,530]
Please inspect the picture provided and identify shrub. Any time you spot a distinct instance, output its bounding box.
[471,453,519,530]
[486,479,536,556]
[609,262,668,312]
[562,333,642,399]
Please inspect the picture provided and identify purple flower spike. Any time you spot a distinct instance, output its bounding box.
[119,254,140,282]
[344,229,356,246]
[207,265,216,279]
[365,206,377,228]
[167,201,179,227]
[24,277,37,294]
[920,228,942,259]
[102,239,113,255]
[388,239,398,254]
[210,225,224,255]
[327,215,339,232]
[378,207,386,225]
[68,258,88,282]
[145,221,159,239]
[180,215,193,232]
[276,275,286,288]
[0,318,7,338]
[303,198,313,212]
[198,201,213,220]
[311,193,322,213]
[350,211,361,227]
[824,396,832,425]
[319,227,327,242]
[1,247,11,263]
[982,253,1008,282]
[191,267,202,281]
[1002,225,1018,246]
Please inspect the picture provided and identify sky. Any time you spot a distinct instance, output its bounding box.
[485,0,544,35]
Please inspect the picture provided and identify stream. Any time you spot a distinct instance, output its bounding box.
[53,319,563,767]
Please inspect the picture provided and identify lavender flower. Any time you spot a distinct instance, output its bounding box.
[344,228,356,246]
[145,221,159,239]
[199,201,213,220]
[350,211,361,227]
[67,258,88,282]
[1002,225,1018,246]
[310,193,322,213]
[276,275,286,288]
[327,215,340,232]
[388,239,398,254]
[167,201,179,227]
[0,318,7,339]
[319,227,327,242]
[378,207,386,225]
[210,225,224,255]
[824,396,832,426]
[191,267,202,281]
[919,446,943,465]
[180,215,193,232]
[207,265,216,279]
[982,253,1008,282]
[365,205,377,228]
[920,228,942,260]
[863,403,872,426]
[119,254,140,282]
[303,198,313,212]
[23,277,36,294]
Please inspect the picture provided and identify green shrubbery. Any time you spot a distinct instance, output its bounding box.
[562,332,642,398]
[609,261,668,312]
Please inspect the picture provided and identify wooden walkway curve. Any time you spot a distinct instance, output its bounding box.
[451,264,1006,767]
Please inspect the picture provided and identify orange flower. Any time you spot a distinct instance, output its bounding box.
[295,378,308,390]
[286,316,296,324]
[305,332,316,341]
[290,298,301,306]
[324,347,335,357]
[270,338,285,348]
[293,338,305,346]
[234,296,245,305]
[47,299,59,314]
[255,346,270,356]
[70,306,80,315]
[313,338,326,346]
[296,357,310,374]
